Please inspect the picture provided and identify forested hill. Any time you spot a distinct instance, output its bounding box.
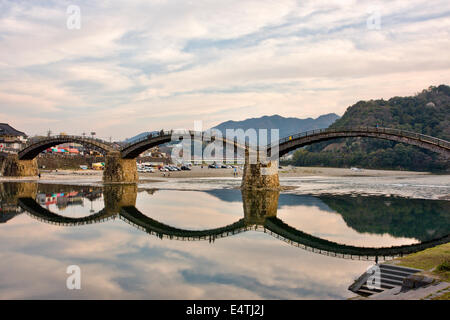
[288,85,450,171]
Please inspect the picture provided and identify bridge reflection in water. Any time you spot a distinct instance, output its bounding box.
[1,182,449,262]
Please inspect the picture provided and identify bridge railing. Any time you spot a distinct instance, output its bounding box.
[276,126,450,149]
[22,135,116,150]
[120,126,450,154]
[121,130,180,149]
[121,129,244,149]
[110,125,450,153]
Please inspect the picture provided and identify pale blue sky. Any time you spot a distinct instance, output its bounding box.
[0,0,449,140]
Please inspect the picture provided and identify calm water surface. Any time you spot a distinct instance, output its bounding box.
[0,181,448,299]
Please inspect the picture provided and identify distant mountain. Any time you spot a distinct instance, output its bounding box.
[124,131,159,144]
[123,114,340,144]
[212,113,340,140]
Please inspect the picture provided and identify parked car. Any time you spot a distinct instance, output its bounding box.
[208,164,216,169]
[181,165,191,171]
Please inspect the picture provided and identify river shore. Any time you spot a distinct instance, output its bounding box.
[1,166,449,200]
[0,165,437,181]
[354,243,450,300]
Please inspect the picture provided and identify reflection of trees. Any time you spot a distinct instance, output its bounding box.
[206,189,450,242]
[319,195,450,242]
[240,190,450,242]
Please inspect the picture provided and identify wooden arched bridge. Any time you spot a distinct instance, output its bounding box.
[120,130,245,159]
[270,127,450,157]
[17,196,450,261]
[18,135,116,160]
[3,127,450,186]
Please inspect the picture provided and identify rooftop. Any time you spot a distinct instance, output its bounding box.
[0,123,26,137]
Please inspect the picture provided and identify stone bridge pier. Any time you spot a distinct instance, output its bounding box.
[2,154,38,177]
[103,184,138,214]
[0,182,38,206]
[103,151,138,183]
[241,147,280,190]
[242,188,279,225]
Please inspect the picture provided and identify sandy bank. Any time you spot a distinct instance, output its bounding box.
[0,166,434,181]
[1,166,449,200]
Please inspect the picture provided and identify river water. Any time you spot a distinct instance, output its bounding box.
[0,180,448,299]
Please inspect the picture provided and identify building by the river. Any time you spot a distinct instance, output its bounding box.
[0,123,27,152]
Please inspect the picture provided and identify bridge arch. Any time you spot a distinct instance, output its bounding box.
[18,197,116,225]
[263,217,450,259]
[18,135,116,160]
[268,127,450,158]
[120,130,246,159]
[119,206,248,239]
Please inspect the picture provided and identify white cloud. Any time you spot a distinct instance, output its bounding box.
[0,0,449,139]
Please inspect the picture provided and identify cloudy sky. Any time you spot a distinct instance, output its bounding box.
[0,0,449,140]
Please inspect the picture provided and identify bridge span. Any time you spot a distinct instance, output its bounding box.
[247,126,450,190]
[18,135,115,160]
[270,127,450,157]
[120,130,246,159]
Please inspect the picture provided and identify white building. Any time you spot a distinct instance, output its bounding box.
[0,123,27,152]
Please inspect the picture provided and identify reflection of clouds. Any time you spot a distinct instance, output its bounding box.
[135,190,244,229]
[161,235,371,298]
[1,189,402,299]
[43,197,105,218]
[0,213,371,299]
[277,204,419,247]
